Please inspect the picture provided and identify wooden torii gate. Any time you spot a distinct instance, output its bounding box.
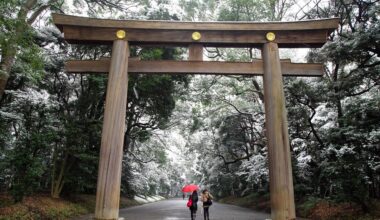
[53,14,338,220]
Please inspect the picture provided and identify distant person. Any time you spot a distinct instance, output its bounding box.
[183,193,185,200]
[201,189,213,220]
[188,190,198,220]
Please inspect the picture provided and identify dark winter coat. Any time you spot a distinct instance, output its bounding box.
[189,192,198,211]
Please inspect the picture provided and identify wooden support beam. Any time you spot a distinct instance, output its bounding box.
[60,26,331,48]
[262,42,296,220]
[53,13,339,31]
[95,40,129,220]
[53,14,339,48]
[188,44,203,61]
[65,59,324,77]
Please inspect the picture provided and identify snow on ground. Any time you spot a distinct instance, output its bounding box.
[133,195,165,204]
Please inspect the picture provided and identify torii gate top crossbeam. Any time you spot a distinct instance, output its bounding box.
[53,14,339,48]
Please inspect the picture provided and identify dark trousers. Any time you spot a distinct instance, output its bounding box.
[203,207,209,220]
[190,208,197,220]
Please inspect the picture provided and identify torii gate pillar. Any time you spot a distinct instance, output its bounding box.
[95,37,129,220]
[262,42,296,220]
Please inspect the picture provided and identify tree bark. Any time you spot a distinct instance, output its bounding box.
[51,151,68,198]
[0,40,17,99]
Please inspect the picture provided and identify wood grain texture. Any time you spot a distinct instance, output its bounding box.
[262,42,296,220]
[65,59,324,77]
[53,13,339,31]
[95,40,129,220]
[60,26,331,48]
[188,44,203,61]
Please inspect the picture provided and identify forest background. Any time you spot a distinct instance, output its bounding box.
[0,0,379,219]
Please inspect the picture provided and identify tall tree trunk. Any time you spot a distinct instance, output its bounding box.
[51,151,68,198]
[0,55,14,99]
[332,64,344,127]
[0,26,19,98]
[51,145,58,197]
[51,150,74,198]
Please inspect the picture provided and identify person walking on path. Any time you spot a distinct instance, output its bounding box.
[201,189,213,220]
[189,190,198,220]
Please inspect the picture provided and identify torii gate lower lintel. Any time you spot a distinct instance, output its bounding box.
[53,14,339,220]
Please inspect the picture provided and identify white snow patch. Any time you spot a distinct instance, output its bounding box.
[0,111,21,120]
[134,195,165,204]
[337,146,355,156]
[145,196,157,202]
[134,195,149,204]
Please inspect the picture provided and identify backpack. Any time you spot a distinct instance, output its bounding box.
[187,198,193,207]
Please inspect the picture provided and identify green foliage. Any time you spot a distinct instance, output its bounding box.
[0,0,45,81]
[179,0,218,21]
[218,0,274,21]
[0,194,126,219]
[190,115,202,133]
[0,98,57,202]
[283,0,380,212]
[218,192,270,212]
[124,45,188,150]
[297,196,322,217]
[55,74,105,195]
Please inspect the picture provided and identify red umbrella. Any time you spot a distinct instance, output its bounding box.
[182,184,199,193]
